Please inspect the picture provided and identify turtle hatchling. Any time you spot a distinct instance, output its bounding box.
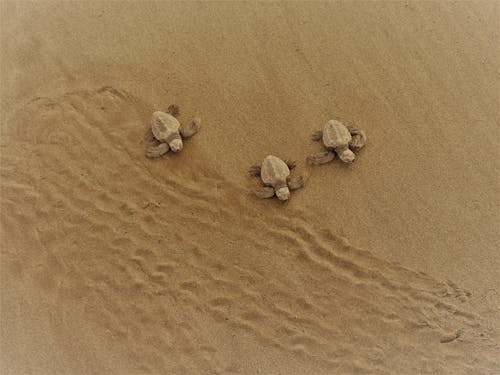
[145,104,201,158]
[249,155,305,201]
[307,119,366,164]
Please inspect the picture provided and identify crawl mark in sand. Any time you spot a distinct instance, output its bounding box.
[308,119,367,165]
[440,329,464,344]
[249,155,305,201]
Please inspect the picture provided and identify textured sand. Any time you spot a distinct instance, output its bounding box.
[1,2,498,374]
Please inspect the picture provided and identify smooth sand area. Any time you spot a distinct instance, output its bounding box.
[1,1,498,374]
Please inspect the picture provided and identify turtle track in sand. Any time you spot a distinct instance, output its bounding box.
[1,87,497,374]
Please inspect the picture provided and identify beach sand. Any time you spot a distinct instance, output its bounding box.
[1,1,498,374]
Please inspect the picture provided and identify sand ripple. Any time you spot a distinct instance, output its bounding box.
[1,87,496,374]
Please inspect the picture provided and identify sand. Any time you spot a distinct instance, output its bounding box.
[1,1,498,374]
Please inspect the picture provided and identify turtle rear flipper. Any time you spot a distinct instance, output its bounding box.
[287,175,305,191]
[311,130,323,141]
[254,186,275,199]
[284,160,296,170]
[347,126,367,151]
[180,118,201,138]
[307,151,335,165]
[167,104,180,117]
[248,165,261,177]
[146,143,169,158]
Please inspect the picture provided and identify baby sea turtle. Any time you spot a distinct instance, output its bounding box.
[249,155,305,201]
[145,104,201,158]
[307,119,366,164]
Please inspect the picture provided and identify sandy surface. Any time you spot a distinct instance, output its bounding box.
[1,1,498,374]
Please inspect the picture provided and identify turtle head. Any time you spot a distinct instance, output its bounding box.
[339,149,355,163]
[275,186,290,201]
[169,138,183,153]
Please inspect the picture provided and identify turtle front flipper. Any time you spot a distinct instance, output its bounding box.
[254,186,275,199]
[287,175,305,191]
[307,151,335,165]
[347,126,367,151]
[180,118,201,138]
[146,143,169,158]
[311,130,323,141]
[145,128,155,142]
[248,165,261,177]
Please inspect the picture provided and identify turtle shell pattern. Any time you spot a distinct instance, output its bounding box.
[323,120,352,149]
[151,111,181,143]
[261,155,290,188]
